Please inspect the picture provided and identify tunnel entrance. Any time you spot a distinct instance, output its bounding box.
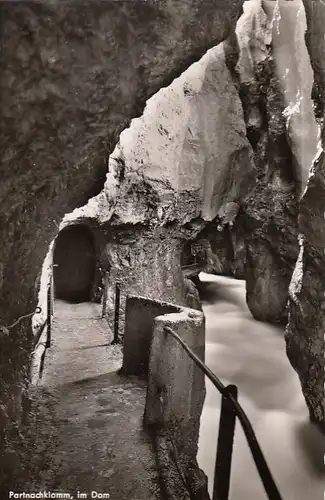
[53,225,96,303]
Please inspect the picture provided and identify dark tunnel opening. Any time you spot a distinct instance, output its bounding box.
[53,224,96,303]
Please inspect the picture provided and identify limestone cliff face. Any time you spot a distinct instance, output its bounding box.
[1,1,324,488]
[235,0,303,324]
[60,39,255,334]
[232,0,324,428]
[48,0,325,434]
[285,0,325,430]
[187,0,306,324]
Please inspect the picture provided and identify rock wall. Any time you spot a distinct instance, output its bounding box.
[62,34,255,337]
[233,0,311,323]
[223,0,324,428]
[188,1,317,326]
[101,232,196,337]
[285,0,325,430]
[187,1,325,430]
[182,212,247,280]
[0,0,242,324]
[170,1,324,432]
[0,0,245,484]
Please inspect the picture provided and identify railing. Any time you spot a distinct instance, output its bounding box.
[102,278,121,344]
[164,326,284,500]
[112,282,121,344]
[31,278,53,381]
[101,272,109,319]
[33,281,53,350]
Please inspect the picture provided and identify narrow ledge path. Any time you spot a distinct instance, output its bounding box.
[38,300,161,500]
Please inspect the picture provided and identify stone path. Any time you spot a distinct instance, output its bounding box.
[39,300,161,500]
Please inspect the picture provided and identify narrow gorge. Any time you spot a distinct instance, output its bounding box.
[0,0,324,498]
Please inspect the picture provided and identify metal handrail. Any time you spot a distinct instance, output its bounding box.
[33,281,52,350]
[33,318,47,349]
[164,325,284,500]
[46,281,52,348]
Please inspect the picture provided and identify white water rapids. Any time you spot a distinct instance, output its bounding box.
[197,273,323,500]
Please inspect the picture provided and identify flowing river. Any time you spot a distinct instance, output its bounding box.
[197,273,323,500]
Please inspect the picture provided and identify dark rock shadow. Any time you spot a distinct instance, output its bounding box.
[296,421,325,477]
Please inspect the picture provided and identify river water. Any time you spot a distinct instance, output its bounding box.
[197,273,323,500]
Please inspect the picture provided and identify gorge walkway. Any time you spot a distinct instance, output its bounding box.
[39,300,161,500]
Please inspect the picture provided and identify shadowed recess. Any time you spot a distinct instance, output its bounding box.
[53,225,96,303]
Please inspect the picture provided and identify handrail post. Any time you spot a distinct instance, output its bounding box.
[102,272,109,318]
[112,281,120,344]
[46,282,52,348]
[51,272,54,317]
[213,384,238,500]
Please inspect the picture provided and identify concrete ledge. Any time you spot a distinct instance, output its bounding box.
[142,298,208,498]
[121,295,182,376]
[121,294,209,497]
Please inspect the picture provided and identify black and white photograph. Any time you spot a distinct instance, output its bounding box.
[0,1,324,499]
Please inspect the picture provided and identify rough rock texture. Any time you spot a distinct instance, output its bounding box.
[181,1,304,324]
[61,0,325,434]
[0,0,244,320]
[61,37,255,337]
[285,0,325,429]
[182,212,247,280]
[0,0,245,480]
[235,1,307,324]
[302,0,325,127]
[2,0,323,487]
[263,0,319,194]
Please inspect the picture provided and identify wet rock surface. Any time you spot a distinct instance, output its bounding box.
[0,0,244,324]
[286,154,325,430]
[183,1,301,323]
[0,385,58,496]
[286,0,325,430]
[178,0,324,430]
[233,0,301,324]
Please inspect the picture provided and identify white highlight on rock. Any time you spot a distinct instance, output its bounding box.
[288,234,305,303]
[263,0,320,196]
